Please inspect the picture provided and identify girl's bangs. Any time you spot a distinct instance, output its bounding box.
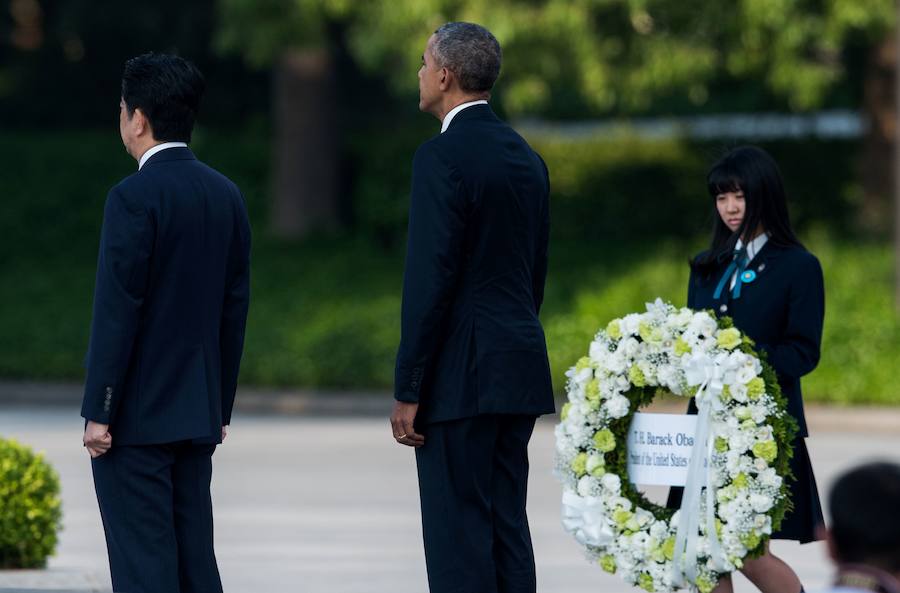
[707,164,742,197]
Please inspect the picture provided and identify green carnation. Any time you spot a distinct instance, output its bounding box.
[662,536,676,561]
[746,377,765,399]
[606,320,623,340]
[720,384,732,402]
[714,436,729,453]
[593,428,616,452]
[628,365,647,387]
[648,538,666,562]
[575,356,592,372]
[560,402,572,421]
[732,472,748,489]
[638,321,653,342]
[735,406,752,421]
[674,337,692,356]
[625,516,641,532]
[599,554,617,574]
[696,574,716,593]
[613,508,633,526]
[716,327,742,350]
[571,452,588,477]
[638,573,655,592]
[741,530,761,551]
[752,440,778,463]
[585,379,601,404]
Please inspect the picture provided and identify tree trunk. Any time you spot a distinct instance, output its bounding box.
[860,37,896,237]
[271,48,340,238]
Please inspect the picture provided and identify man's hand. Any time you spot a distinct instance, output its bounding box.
[390,401,425,448]
[222,425,228,442]
[83,421,112,458]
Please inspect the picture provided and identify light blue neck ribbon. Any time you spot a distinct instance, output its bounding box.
[713,247,749,301]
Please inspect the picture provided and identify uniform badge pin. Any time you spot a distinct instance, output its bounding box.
[758,263,766,272]
[741,270,757,283]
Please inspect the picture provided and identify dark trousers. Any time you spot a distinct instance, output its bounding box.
[415,414,538,593]
[91,442,222,593]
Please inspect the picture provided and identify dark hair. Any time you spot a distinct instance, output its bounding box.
[829,461,900,572]
[432,22,502,93]
[692,145,801,273]
[121,53,205,143]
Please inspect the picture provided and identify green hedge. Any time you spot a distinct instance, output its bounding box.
[0,129,896,404]
[0,438,63,568]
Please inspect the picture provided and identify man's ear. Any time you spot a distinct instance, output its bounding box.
[133,108,150,138]
[439,67,450,91]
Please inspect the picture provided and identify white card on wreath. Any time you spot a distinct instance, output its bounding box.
[626,413,701,487]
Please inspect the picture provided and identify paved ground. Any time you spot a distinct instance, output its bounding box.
[0,405,897,593]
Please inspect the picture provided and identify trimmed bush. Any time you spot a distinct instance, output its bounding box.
[0,437,63,568]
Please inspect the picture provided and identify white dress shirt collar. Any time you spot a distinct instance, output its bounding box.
[735,232,769,261]
[138,142,189,170]
[440,100,489,133]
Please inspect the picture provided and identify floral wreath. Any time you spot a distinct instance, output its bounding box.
[555,299,797,593]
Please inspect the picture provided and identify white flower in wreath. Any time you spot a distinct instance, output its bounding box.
[689,312,718,336]
[603,395,631,419]
[750,493,774,513]
[601,473,621,494]
[605,352,627,375]
[621,313,641,336]
[735,363,757,384]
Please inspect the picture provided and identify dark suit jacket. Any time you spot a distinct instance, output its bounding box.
[688,241,824,437]
[394,104,555,424]
[81,147,251,445]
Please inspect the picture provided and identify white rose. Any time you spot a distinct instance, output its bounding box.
[735,365,757,384]
[601,473,622,494]
[621,314,641,336]
[604,395,631,419]
[605,353,627,375]
[749,493,774,513]
[577,475,598,496]
[730,382,749,402]
[621,337,641,358]
[589,340,610,363]
[611,496,633,512]
[575,367,593,384]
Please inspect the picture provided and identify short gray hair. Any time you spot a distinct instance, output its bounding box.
[432,22,501,93]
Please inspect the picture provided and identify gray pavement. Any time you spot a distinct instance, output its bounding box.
[0,405,898,593]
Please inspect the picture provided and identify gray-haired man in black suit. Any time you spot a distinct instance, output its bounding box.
[390,22,555,593]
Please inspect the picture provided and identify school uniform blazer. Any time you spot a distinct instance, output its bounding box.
[688,242,824,437]
[81,147,251,445]
[394,104,556,424]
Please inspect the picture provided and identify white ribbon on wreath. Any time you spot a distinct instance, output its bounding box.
[672,352,731,587]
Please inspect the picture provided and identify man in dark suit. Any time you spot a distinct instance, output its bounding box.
[81,53,251,593]
[390,22,555,593]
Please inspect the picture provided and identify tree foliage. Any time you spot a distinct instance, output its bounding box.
[216,0,895,116]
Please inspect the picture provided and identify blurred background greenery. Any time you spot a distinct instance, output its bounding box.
[1,0,898,404]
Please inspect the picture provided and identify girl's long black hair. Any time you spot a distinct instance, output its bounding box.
[692,145,802,275]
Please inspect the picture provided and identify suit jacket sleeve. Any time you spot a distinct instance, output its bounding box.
[394,142,466,403]
[532,156,550,314]
[758,255,824,380]
[81,188,153,424]
[220,193,252,426]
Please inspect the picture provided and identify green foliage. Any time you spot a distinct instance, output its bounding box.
[0,438,63,569]
[350,125,861,246]
[216,0,894,115]
[0,129,897,404]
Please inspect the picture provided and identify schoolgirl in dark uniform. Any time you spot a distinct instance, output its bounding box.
[670,145,825,593]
